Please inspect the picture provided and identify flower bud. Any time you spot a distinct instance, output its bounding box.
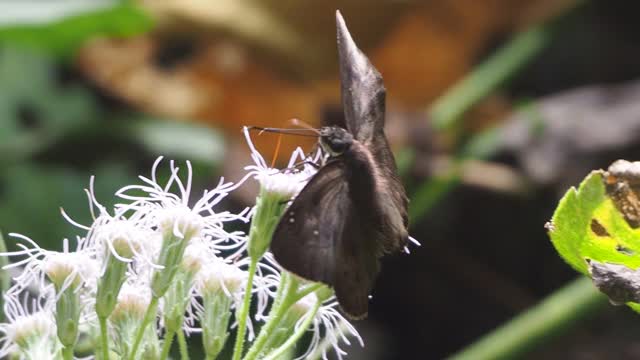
[196,261,245,358]
[110,285,160,359]
[247,189,290,260]
[151,207,203,298]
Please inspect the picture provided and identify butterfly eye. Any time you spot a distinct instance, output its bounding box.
[327,138,349,154]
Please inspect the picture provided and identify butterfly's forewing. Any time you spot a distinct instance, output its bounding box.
[270,160,378,318]
[337,11,409,253]
[336,11,385,143]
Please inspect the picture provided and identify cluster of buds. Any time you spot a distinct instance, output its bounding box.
[0,128,361,360]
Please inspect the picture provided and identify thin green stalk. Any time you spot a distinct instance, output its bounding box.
[127,296,159,360]
[429,26,551,130]
[177,330,189,360]
[264,300,322,360]
[99,316,109,360]
[294,283,324,301]
[231,258,259,360]
[447,277,607,360]
[411,16,564,218]
[62,346,74,360]
[243,273,298,360]
[160,331,175,360]
[409,171,460,223]
[263,300,321,360]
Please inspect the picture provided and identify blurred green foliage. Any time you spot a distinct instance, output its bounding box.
[0,2,153,59]
[0,3,224,252]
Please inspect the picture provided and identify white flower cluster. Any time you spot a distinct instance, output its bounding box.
[0,128,361,360]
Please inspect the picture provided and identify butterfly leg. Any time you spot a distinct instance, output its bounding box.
[278,160,321,173]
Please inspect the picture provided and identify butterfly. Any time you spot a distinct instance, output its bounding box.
[269,11,409,319]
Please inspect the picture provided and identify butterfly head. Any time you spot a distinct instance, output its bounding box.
[319,126,353,156]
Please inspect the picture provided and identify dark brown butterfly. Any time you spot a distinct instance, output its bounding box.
[270,11,409,319]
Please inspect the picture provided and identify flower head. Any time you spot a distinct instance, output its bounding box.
[2,235,98,298]
[242,126,321,199]
[298,296,363,360]
[0,292,60,358]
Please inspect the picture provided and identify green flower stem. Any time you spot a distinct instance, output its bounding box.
[160,331,175,360]
[409,171,461,224]
[127,296,159,360]
[243,273,300,360]
[231,258,259,360]
[177,330,190,360]
[263,299,321,360]
[295,283,324,300]
[99,316,109,360]
[62,346,74,360]
[447,277,607,360]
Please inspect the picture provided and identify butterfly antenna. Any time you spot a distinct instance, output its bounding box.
[289,118,318,131]
[247,126,320,137]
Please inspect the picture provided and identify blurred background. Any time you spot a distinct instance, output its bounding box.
[2,0,640,359]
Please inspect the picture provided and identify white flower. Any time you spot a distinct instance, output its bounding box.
[193,255,278,340]
[115,157,250,256]
[0,291,60,358]
[2,235,99,298]
[195,257,246,298]
[113,279,153,320]
[242,126,321,199]
[296,295,363,360]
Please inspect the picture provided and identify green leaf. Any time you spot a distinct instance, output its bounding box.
[0,3,153,59]
[548,170,640,309]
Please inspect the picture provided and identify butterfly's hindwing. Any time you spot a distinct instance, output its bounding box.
[271,158,381,318]
[271,161,347,285]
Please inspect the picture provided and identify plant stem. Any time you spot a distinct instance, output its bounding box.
[294,283,324,301]
[447,277,607,360]
[62,346,74,360]
[128,296,159,360]
[160,330,175,360]
[243,273,297,360]
[231,258,259,360]
[99,316,109,360]
[177,330,190,360]
[263,299,321,360]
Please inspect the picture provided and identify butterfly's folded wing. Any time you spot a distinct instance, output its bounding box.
[271,162,345,284]
[337,12,409,255]
[336,11,385,144]
[271,160,378,318]
[333,202,379,319]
